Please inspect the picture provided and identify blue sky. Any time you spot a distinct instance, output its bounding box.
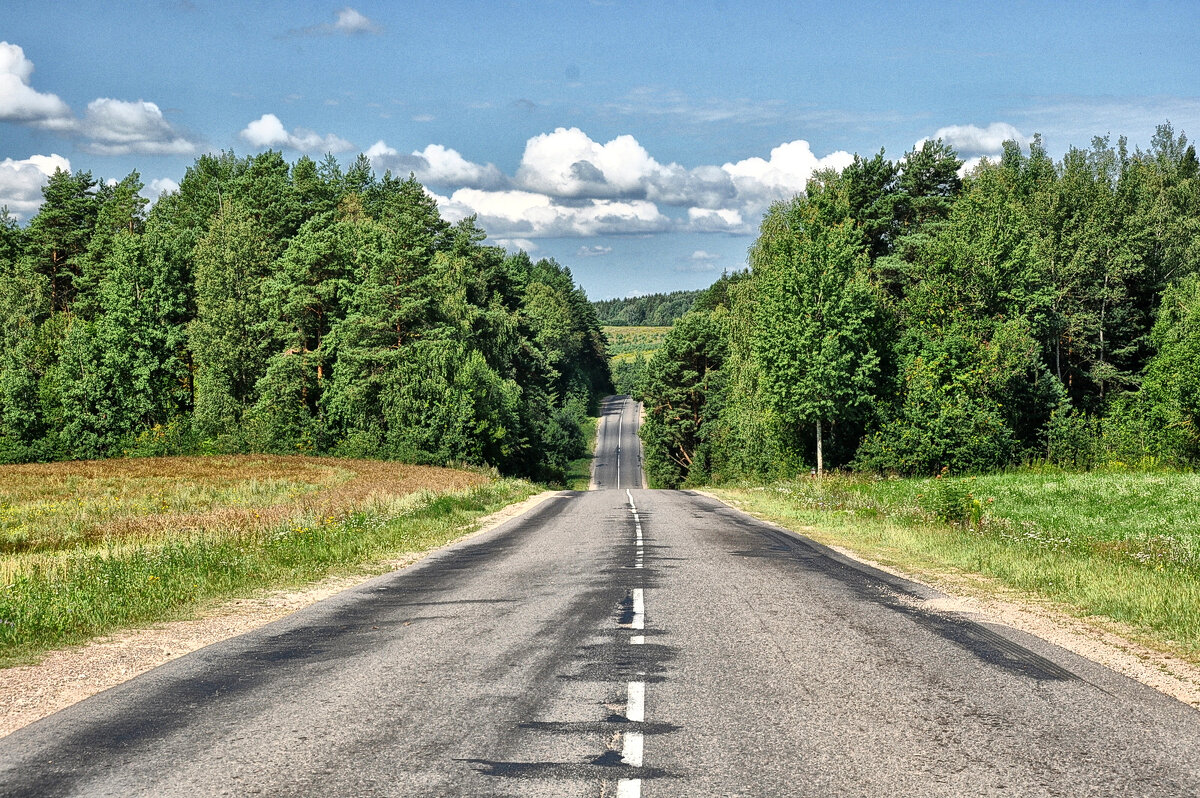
[2,1,1198,299]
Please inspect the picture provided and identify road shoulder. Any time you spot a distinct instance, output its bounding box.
[696,489,1200,711]
[0,490,563,739]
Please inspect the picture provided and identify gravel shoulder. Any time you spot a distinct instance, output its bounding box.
[0,490,560,739]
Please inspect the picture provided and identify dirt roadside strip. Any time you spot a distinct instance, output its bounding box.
[0,490,561,739]
[697,490,1200,712]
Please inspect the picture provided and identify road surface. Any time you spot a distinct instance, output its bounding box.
[2,393,1199,796]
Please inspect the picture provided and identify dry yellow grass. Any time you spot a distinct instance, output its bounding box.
[0,455,488,557]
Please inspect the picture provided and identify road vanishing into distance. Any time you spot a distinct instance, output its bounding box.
[3,394,1200,796]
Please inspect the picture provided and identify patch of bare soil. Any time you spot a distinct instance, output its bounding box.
[0,490,559,739]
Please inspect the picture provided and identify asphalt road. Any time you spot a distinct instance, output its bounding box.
[3,394,1200,796]
[592,395,644,490]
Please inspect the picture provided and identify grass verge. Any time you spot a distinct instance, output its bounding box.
[565,416,600,490]
[711,469,1200,661]
[0,456,538,667]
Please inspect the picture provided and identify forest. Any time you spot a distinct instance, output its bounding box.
[592,288,704,326]
[0,151,610,482]
[638,124,1200,488]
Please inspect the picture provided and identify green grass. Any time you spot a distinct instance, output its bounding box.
[604,326,671,362]
[564,416,600,490]
[0,456,538,666]
[712,468,1200,659]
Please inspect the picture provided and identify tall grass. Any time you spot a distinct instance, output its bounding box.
[713,468,1200,658]
[0,456,536,666]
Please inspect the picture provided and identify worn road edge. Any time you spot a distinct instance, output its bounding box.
[694,489,1200,712]
[0,489,563,739]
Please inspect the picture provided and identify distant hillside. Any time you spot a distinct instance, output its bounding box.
[592,289,706,326]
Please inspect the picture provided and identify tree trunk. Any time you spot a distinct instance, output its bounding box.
[816,419,824,476]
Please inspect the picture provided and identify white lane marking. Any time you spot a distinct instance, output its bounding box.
[622,482,646,797]
[616,404,623,490]
[622,729,644,767]
[627,681,645,722]
[628,489,644,568]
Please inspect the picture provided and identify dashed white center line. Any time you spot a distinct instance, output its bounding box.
[626,681,645,722]
[621,488,648,797]
[617,777,642,798]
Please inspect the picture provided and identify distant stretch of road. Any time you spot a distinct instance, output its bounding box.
[592,394,644,490]
[2,394,1199,796]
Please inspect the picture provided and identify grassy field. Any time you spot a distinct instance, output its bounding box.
[0,455,537,665]
[713,468,1200,659]
[603,326,671,363]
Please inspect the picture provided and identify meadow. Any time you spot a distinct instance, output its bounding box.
[603,326,671,363]
[0,456,536,665]
[714,468,1200,659]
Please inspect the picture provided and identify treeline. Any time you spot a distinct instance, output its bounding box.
[592,288,704,326]
[639,124,1200,486]
[0,151,610,481]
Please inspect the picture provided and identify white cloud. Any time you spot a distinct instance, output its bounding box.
[0,153,70,219]
[439,188,671,238]
[686,207,749,234]
[332,7,381,34]
[0,42,73,129]
[494,238,537,252]
[81,98,196,155]
[290,7,382,36]
[576,244,612,257]
[721,139,855,212]
[145,177,180,197]
[917,122,1029,158]
[365,140,504,188]
[676,249,721,273]
[240,113,353,153]
[400,129,856,239]
[517,127,660,198]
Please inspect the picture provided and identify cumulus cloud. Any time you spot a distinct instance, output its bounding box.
[408,129,855,239]
[1,42,198,153]
[0,153,70,219]
[721,139,855,212]
[686,207,749,234]
[0,42,73,129]
[290,7,382,36]
[365,141,505,188]
[438,188,671,238]
[81,98,197,155]
[917,122,1029,158]
[240,113,353,153]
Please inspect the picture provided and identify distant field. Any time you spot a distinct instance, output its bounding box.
[0,456,536,664]
[715,469,1200,659]
[604,325,671,362]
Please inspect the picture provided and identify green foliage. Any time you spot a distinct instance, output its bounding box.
[0,150,608,480]
[639,123,1200,483]
[592,288,705,326]
[748,179,882,472]
[640,310,730,487]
